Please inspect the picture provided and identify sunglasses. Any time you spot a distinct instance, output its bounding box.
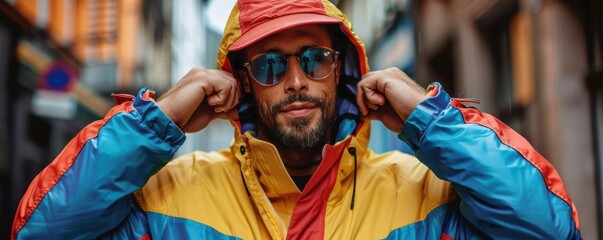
[243,47,340,86]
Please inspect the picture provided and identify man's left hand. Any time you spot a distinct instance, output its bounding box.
[356,67,427,133]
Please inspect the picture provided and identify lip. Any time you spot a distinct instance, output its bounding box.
[280,102,317,118]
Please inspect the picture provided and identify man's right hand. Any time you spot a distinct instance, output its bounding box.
[157,67,240,133]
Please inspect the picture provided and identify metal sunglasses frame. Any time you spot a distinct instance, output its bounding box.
[243,46,340,86]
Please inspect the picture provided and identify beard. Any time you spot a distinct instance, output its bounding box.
[255,93,336,150]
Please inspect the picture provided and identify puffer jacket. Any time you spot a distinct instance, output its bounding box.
[12,0,581,239]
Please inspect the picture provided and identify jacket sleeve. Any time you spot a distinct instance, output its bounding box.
[11,88,186,240]
[398,83,581,239]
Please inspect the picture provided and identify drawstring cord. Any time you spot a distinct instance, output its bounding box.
[348,147,357,210]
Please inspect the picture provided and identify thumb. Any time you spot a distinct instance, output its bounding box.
[362,86,386,110]
[366,90,386,106]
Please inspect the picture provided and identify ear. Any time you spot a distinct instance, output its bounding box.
[238,68,252,94]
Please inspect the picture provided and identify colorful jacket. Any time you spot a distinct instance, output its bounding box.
[11,84,581,239]
[12,0,581,239]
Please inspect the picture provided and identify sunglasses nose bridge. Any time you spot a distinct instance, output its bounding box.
[272,54,300,78]
[283,55,308,79]
[278,54,311,93]
[289,53,318,79]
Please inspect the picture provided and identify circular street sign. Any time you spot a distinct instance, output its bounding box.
[40,63,75,91]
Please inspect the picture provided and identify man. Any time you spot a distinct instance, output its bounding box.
[12,0,581,239]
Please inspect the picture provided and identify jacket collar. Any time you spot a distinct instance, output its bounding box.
[230,120,370,201]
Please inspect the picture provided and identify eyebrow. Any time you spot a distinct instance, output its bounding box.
[262,44,322,54]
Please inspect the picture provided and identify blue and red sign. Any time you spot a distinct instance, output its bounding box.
[40,63,75,91]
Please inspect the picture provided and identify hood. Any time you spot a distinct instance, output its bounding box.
[217,0,370,143]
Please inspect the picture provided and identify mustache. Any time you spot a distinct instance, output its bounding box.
[270,94,326,115]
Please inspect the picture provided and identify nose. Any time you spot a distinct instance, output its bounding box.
[283,57,309,93]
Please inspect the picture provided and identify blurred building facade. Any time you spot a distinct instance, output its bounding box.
[170,0,234,157]
[0,0,180,237]
[339,0,602,238]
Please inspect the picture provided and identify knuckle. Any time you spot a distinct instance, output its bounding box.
[386,67,400,74]
[191,66,206,72]
[209,98,224,106]
[229,81,237,89]
[194,67,210,78]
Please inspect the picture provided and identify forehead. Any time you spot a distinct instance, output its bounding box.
[245,24,332,56]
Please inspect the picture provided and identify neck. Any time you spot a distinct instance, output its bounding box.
[277,144,324,176]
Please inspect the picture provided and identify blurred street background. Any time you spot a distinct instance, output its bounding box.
[1,0,602,238]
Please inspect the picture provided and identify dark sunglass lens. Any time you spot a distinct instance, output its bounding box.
[300,48,335,79]
[250,53,287,85]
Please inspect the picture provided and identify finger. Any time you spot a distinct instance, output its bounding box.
[214,79,236,111]
[208,82,233,110]
[220,71,240,109]
[215,79,240,113]
[231,86,240,109]
[363,87,377,110]
[361,85,384,110]
[225,80,238,110]
[214,102,239,120]
[357,73,380,114]
[356,84,369,115]
[206,92,224,107]
[366,89,386,107]
[366,101,379,111]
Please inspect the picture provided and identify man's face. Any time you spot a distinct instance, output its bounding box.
[243,24,339,150]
